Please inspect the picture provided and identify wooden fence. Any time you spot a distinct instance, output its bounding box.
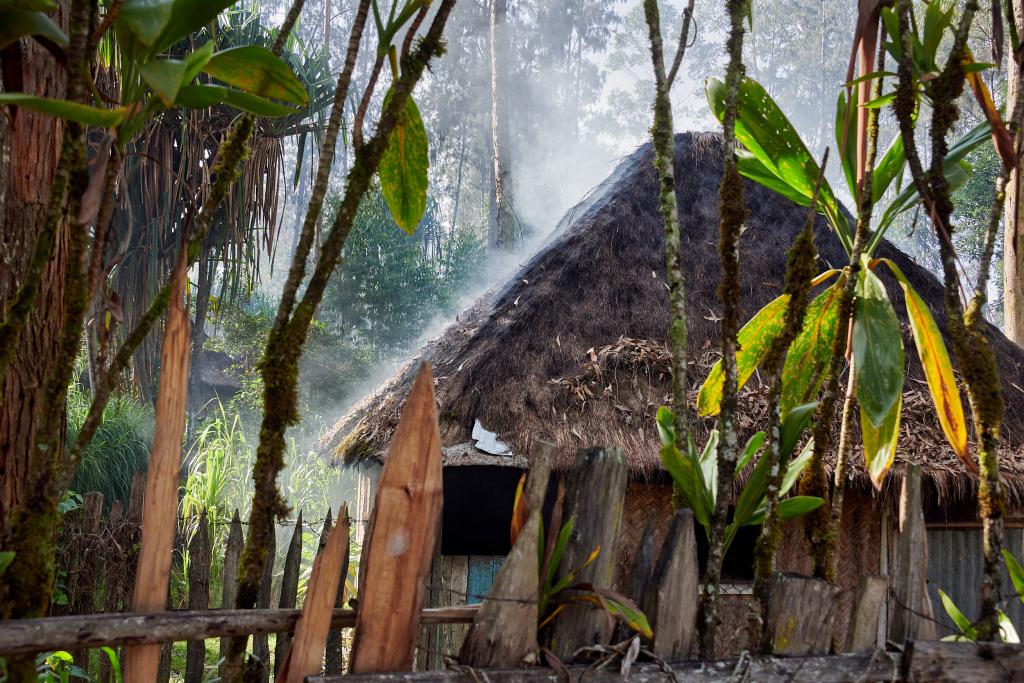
[4,362,1023,682]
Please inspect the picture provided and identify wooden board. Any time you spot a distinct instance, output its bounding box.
[350,363,444,673]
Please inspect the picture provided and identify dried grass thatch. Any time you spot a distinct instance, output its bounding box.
[318,132,1024,504]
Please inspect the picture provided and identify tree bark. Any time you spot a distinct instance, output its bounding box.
[0,4,69,539]
[488,0,515,250]
[1004,0,1024,345]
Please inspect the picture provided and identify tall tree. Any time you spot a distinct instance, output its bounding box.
[1005,0,1024,345]
[0,2,71,537]
[489,0,516,249]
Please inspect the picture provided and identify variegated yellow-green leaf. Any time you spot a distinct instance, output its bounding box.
[879,259,971,470]
[203,46,309,105]
[379,91,429,235]
[862,394,901,489]
[697,294,789,416]
[853,265,904,427]
[779,282,843,416]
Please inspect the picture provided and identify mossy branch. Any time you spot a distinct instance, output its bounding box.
[749,155,825,650]
[642,0,696,450]
[700,0,749,659]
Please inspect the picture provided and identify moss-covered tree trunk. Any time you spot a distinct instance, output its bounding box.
[488,0,515,250]
[1004,0,1024,345]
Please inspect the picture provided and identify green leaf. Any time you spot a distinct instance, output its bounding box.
[880,259,970,467]
[139,59,188,107]
[939,589,976,639]
[872,134,906,204]
[698,429,721,496]
[151,0,238,54]
[659,442,712,533]
[175,84,297,117]
[861,394,901,488]
[0,0,58,10]
[707,76,851,253]
[0,551,15,574]
[779,283,843,416]
[1000,611,1020,644]
[737,151,812,206]
[1002,549,1024,605]
[655,405,675,446]
[379,92,429,234]
[781,439,815,496]
[203,46,309,105]
[779,401,816,460]
[749,495,824,525]
[117,0,174,47]
[182,41,215,83]
[734,430,765,476]
[853,265,904,428]
[0,9,68,49]
[601,596,653,639]
[697,294,790,416]
[0,94,124,126]
[862,92,897,109]
[836,90,858,199]
[544,517,575,597]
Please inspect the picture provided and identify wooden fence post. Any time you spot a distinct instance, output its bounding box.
[275,511,304,675]
[252,524,277,681]
[99,499,124,683]
[219,510,243,669]
[845,575,887,652]
[889,464,936,644]
[460,442,554,668]
[643,509,699,659]
[350,363,443,673]
[73,492,105,673]
[185,512,211,683]
[319,509,348,676]
[764,573,839,655]
[546,447,628,661]
[615,521,655,643]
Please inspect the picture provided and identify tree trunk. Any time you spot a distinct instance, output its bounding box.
[1005,0,1024,345]
[0,6,70,536]
[488,0,515,250]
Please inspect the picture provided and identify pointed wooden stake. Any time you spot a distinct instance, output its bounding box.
[350,363,444,673]
[123,255,191,682]
[277,507,350,683]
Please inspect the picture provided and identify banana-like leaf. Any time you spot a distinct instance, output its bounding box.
[203,46,309,105]
[853,264,904,428]
[878,258,971,470]
[697,294,789,416]
[779,282,844,416]
[779,402,816,461]
[698,429,721,498]
[0,9,67,49]
[655,405,675,445]
[872,134,906,204]
[707,76,851,253]
[379,91,429,234]
[780,439,815,495]
[939,589,976,638]
[0,93,125,126]
[862,394,901,488]
[175,84,297,117]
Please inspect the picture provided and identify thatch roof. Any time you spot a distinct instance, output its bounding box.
[317,132,1024,504]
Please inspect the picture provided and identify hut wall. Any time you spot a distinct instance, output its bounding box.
[925,524,1024,638]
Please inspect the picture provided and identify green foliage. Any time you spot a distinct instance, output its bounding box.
[656,404,822,557]
[0,9,66,49]
[66,382,153,508]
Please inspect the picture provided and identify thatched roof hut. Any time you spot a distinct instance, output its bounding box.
[320,132,1024,656]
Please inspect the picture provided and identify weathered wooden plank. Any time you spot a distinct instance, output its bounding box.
[437,556,469,661]
[764,573,839,655]
[615,520,655,644]
[309,651,903,683]
[252,523,277,681]
[73,492,105,672]
[123,260,192,682]
[644,509,698,659]
[844,575,887,653]
[321,509,350,676]
[904,640,1024,682]
[889,464,935,644]
[185,513,212,683]
[100,500,125,683]
[460,442,554,668]
[219,510,244,666]
[0,607,479,656]
[350,363,444,673]
[277,507,350,683]
[275,511,304,676]
[546,447,628,660]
